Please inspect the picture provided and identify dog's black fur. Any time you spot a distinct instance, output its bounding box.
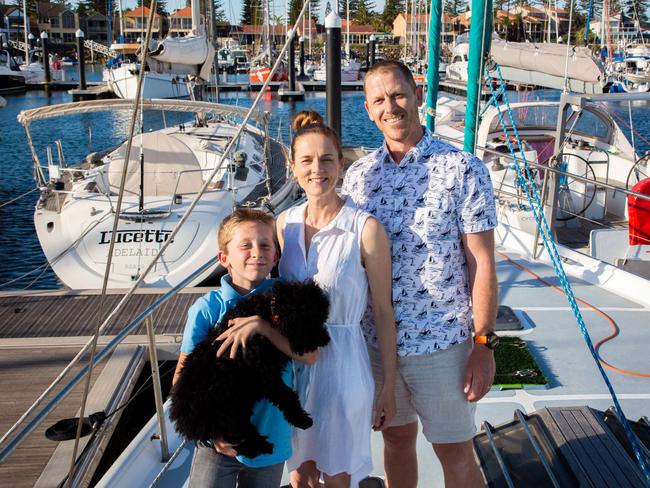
[170,279,330,458]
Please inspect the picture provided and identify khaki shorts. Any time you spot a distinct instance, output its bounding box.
[370,339,477,444]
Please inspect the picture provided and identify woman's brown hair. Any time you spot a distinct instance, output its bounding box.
[290,110,343,160]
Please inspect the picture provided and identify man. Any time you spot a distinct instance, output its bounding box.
[342,61,498,488]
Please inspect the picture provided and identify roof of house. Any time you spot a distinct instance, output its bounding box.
[341,19,374,33]
[124,6,160,18]
[170,6,192,17]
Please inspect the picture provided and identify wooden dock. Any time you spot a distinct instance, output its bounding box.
[0,288,207,486]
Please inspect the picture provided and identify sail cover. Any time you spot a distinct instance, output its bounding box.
[149,35,209,65]
[106,132,203,197]
[490,41,606,93]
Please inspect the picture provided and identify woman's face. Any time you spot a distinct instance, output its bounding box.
[291,133,343,199]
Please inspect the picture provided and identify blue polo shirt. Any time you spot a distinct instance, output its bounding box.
[180,275,293,467]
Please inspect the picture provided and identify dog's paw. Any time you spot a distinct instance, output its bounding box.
[292,413,313,430]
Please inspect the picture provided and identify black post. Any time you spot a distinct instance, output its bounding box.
[365,40,370,70]
[369,34,376,67]
[40,32,51,85]
[76,30,86,90]
[28,33,35,52]
[299,36,305,78]
[325,12,341,137]
[0,33,5,50]
[288,33,296,92]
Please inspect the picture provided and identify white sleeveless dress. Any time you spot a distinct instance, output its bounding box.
[279,197,375,487]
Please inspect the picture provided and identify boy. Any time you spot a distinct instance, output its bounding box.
[173,208,295,487]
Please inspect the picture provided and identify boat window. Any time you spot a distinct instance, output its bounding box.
[488,105,611,144]
[488,106,558,132]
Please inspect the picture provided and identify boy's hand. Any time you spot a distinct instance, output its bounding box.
[215,316,268,359]
[212,438,238,457]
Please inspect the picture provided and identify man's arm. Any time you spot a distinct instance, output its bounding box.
[461,229,498,402]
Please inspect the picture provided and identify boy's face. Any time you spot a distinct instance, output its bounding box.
[218,221,278,293]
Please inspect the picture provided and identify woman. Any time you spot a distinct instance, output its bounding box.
[220,111,397,487]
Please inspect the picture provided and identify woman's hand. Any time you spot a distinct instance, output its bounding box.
[215,316,270,359]
[372,383,396,431]
[212,438,238,457]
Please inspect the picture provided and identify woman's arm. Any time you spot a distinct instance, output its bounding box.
[275,210,287,251]
[361,217,397,430]
[215,316,319,365]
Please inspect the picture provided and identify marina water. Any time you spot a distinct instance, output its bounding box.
[1,69,649,290]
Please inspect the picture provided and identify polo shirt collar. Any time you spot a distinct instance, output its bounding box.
[220,274,274,304]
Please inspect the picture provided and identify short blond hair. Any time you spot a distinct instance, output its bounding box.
[218,208,277,253]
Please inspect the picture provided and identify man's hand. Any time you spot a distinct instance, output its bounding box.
[372,384,396,431]
[463,346,495,402]
[212,438,238,457]
[215,316,267,359]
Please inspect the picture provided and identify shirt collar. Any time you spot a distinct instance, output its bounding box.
[379,126,436,167]
[219,274,274,303]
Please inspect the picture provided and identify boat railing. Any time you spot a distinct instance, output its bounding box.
[434,132,650,258]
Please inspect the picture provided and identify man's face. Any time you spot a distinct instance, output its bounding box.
[364,69,423,147]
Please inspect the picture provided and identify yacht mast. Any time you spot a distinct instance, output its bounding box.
[346,0,350,60]
[191,0,201,34]
[118,0,124,41]
[22,0,29,65]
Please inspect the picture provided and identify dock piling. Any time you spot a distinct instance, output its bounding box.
[40,32,51,87]
[289,34,296,92]
[76,30,86,91]
[325,11,342,136]
[369,34,376,67]
[299,36,306,79]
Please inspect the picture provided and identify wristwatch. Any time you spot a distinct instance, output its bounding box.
[474,331,499,350]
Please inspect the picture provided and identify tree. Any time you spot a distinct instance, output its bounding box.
[76,0,95,17]
[624,0,648,22]
[289,0,302,24]
[241,0,263,24]
[325,0,332,16]
[354,0,376,24]
[444,0,467,17]
[381,0,404,31]
[214,0,228,25]
[136,0,167,16]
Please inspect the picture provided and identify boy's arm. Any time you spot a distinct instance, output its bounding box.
[215,316,319,364]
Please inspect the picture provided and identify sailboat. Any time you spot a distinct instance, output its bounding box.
[248,0,288,83]
[103,3,213,99]
[0,47,26,94]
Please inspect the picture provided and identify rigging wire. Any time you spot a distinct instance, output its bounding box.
[0,187,39,209]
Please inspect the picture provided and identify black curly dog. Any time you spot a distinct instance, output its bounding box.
[170,280,330,458]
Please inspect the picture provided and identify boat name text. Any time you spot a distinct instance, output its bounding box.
[99,230,174,244]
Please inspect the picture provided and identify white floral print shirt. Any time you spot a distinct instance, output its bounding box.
[342,128,497,356]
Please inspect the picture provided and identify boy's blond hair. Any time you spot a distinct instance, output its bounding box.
[218,208,277,253]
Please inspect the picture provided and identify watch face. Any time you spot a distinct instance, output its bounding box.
[487,332,499,349]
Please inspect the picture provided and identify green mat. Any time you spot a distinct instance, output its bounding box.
[493,336,548,389]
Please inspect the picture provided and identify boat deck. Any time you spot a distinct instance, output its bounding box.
[1,247,648,486]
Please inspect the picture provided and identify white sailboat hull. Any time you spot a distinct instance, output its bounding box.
[104,64,190,99]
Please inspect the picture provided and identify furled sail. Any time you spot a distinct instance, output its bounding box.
[147,35,215,81]
[490,41,607,94]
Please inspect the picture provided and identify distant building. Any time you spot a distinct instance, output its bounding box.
[590,13,649,45]
[169,6,192,37]
[123,6,163,42]
[0,5,28,43]
[393,13,457,46]
[340,19,378,44]
[37,2,80,44]
[82,12,108,44]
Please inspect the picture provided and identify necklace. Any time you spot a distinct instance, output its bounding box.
[305,198,344,229]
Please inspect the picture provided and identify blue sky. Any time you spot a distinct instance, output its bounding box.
[121,0,388,25]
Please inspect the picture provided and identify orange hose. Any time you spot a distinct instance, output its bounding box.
[496,250,650,378]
